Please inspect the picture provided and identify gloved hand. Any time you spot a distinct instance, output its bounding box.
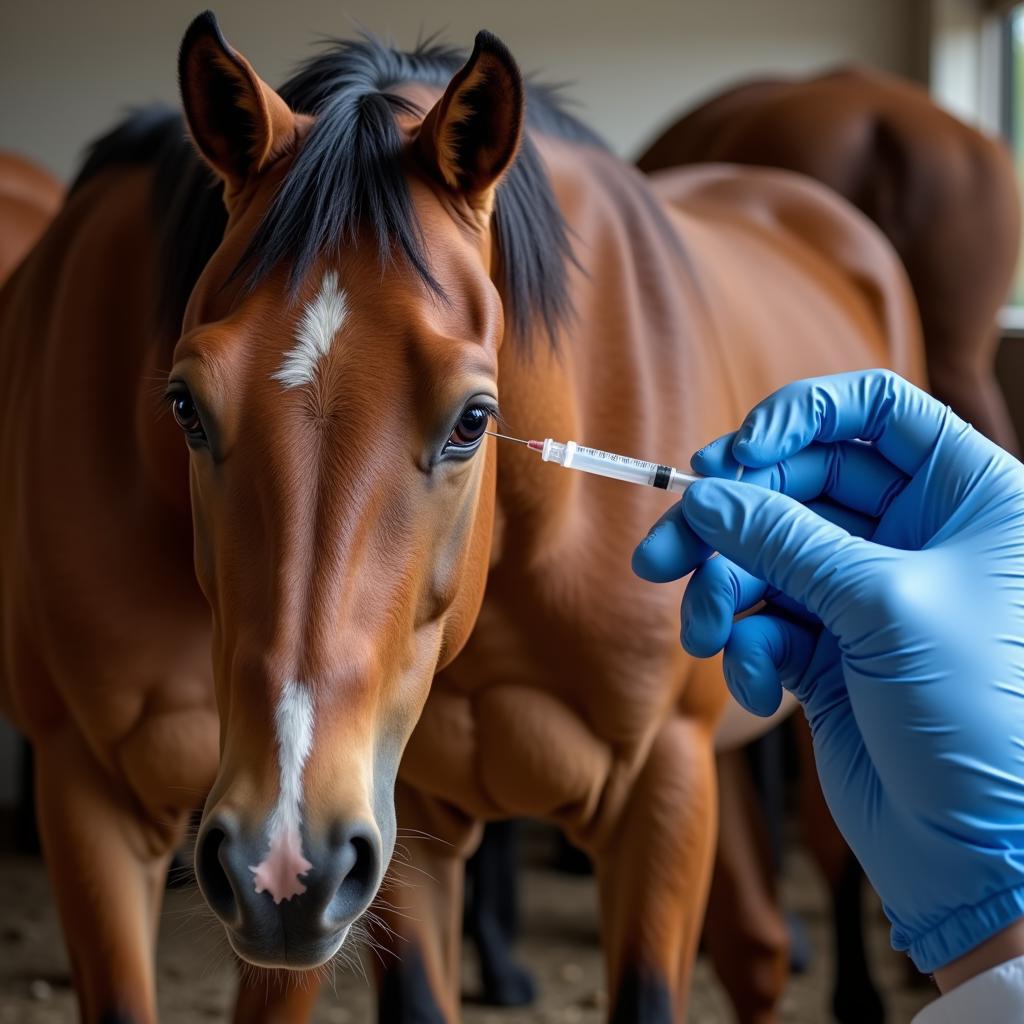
[632,369,1024,973]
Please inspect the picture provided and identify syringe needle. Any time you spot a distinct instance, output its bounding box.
[485,431,530,446]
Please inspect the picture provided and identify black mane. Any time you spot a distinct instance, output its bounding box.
[70,34,607,345]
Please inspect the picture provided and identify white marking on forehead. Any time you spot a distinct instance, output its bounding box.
[248,679,315,904]
[272,270,348,389]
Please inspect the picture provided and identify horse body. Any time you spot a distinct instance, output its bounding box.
[0,17,921,1024]
[0,162,209,756]
[418,146,920,811]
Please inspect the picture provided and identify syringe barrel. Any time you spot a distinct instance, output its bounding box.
[540,439,698,493]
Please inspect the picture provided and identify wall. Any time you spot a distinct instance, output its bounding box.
[2,0,923,182]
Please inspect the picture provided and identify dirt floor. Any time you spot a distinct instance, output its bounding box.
[0,841,938,1024]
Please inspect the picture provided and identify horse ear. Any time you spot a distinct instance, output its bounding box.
[418,31,524,211]
[178,11,297,196]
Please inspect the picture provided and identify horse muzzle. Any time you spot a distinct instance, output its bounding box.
[195,810,381,968]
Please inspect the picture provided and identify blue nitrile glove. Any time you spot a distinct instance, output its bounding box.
[632,370,1024,973]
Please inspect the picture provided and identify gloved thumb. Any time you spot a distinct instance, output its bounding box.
[682,477,866,626]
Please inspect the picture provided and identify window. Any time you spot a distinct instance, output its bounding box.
[929,0,1024,326]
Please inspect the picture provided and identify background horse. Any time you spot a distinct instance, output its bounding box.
[0,151,62,286]
[637,64,1021,453]
[0,13,924,1023]
[636,66,1023,1024]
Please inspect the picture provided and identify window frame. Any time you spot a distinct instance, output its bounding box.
[929,0,1023,331]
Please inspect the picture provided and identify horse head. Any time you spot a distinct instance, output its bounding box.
[172,12,526,968]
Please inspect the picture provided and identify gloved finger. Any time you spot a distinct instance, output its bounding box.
[694,438,907,519]
[690,432,744,478]
[731,370,949,477]
[760,497,877,623]
[722,613,818,716]
[681,496,878,652]
[681,555,768,657]
[682,477,870,628]
[726,623,861,795]
[632,500,712,583]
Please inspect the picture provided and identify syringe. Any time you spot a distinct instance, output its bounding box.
[486,432,702,495]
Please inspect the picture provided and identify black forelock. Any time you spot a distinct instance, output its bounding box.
[70,33,608,347]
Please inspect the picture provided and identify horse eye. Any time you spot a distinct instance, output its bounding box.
[170,389,206,441]
[447,406,491,449]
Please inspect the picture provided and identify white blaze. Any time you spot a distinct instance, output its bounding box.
[272,270,348,389]
[249,679,315,903]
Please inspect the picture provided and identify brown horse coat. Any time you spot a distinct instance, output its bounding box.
[0,151,62,286]
[0,18,922,1023]
[637,64,1020,452]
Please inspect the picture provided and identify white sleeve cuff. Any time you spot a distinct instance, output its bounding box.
[913,954,1024,1023]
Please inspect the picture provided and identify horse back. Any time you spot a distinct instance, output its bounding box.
[651,161,925,397]
[638,65,1018,261]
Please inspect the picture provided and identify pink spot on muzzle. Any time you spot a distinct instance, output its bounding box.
[248,824,313,904]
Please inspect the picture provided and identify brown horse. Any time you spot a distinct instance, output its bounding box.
[0,151,62,285]
[637,64,1021,453]
[0,14,924,1023]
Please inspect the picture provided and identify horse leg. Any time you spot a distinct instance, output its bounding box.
[704,748,789,1024]
[464,819,536,1006]
[232,971,322,1023]
[828,859,885,1024]
[34,724,186,1024]
[796,718,885,1024]
[368,780,479,1023]
[591,716,717,1023]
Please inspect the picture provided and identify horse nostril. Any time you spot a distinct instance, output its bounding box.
[196,822,238,924]
[328,826,380,924]
[347,835,376,892]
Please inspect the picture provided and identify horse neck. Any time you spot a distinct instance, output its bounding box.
[491,136,718,540]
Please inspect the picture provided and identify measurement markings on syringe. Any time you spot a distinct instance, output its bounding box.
[577,447,658,469]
